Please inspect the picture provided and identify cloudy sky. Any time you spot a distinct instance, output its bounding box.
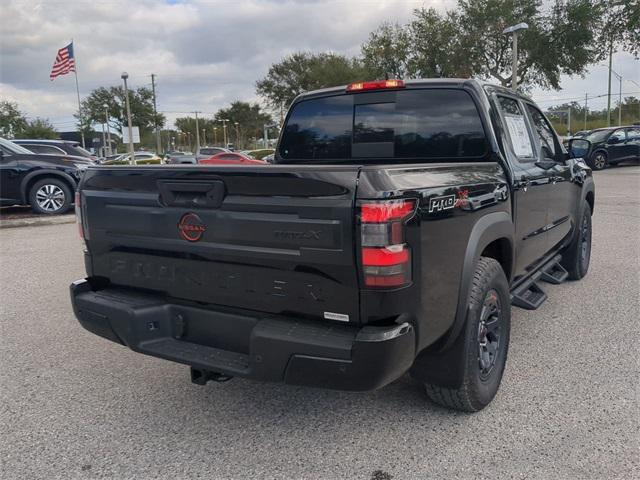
[1,0,638,132]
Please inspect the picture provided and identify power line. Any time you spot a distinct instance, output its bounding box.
[534,90,640,105]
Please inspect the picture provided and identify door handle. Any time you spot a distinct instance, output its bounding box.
[157,180,226,208]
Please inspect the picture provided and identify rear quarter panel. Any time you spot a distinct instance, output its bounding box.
[358,161,511,351]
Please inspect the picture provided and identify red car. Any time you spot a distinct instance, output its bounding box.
[198,152,266,165]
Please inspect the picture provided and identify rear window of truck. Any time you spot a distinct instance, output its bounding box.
[278,88,488,163]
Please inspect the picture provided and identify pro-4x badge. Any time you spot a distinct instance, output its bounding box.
[428,194,456,213]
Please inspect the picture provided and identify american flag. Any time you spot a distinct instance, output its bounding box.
[50,43,76,81]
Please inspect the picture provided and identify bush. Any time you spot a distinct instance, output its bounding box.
[136,159,161,165]
[246,149,275,160]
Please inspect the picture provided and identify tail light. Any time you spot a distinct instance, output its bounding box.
[358,199,416,288]
[75,191,88,243]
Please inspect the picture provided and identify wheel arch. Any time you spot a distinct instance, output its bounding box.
[20,170,77,204]
[449,212,514,344]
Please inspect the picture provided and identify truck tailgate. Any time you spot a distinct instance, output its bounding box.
[80,165,361,323]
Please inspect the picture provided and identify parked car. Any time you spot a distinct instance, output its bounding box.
[102,154,122,162]
[70,79,594,412]
[13,139,98,162]
[262,153,275,163]
[572,130,591,138]
[197,147,230,161]
[165,147,231,164]
[0,137,91,214]
[583,126,640,170]
[562,130,591,148]
[103,152,162,165]
[199,152,266,165]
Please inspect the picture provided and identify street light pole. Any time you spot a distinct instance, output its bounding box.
[234,122,239,149]
[606,43,613,127]
[610,69,623,126]
[101,122,106,157]
[103,103,112,156]
[618,73,622,126]
[121,72,135,165]
[202,128,206,145]
[502,23,529,91]
[213,127,218,146]
[194,111,201,153]
[221,119,229,147]
[584,93,588,131]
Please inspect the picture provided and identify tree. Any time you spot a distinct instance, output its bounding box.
[362,0,601,90]
[361,22,412,79]
[78,86,165,137]
[596,0,640,59]
[20,118,58,139]
[0,101,28,138]
[256,52,373,111]
[0,101,58,139]
[214,101,273,149]
[174,117,216,150]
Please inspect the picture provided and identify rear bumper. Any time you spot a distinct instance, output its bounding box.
[70,279,415,391]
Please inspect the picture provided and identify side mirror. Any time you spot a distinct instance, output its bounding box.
[568,138,591,159]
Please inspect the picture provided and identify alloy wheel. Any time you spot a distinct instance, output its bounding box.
[35,184,66,212]
[580,211,591,266]
[478,289,502,380]
[593,154,606,170]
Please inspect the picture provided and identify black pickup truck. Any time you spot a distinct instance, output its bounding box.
[70,79,595,412]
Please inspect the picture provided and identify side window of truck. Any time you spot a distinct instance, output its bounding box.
[525,104,561,160]
[496,95,536,162]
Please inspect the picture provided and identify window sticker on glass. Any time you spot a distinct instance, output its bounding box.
[504,114,533,158]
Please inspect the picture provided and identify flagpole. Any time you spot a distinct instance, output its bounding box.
[71,39,86,148]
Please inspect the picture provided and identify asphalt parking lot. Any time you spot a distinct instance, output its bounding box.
[1,165,638,480]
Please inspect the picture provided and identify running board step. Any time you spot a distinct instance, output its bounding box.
[540,260,568,284]
[511,272,547,310]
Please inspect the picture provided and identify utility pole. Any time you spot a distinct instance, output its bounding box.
[629,79,640,120]
[194,111,201,153]
[151,74,161,154]
[121,72,135,165]
[610,69,624,126]
[103,103,112,155]
[606,43,613,126]
[101,122,106,157]
[584,93,588,131]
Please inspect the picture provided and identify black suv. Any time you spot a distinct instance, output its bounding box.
[13,139,97,162]
[584,126,640,170]
[0,138,91,214]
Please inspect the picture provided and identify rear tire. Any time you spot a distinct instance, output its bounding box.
[29,178,72,215]
[424,257,511,412]
[588,151,607,170]
[561,203,592,280]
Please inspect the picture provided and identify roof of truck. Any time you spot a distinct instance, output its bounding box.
[294,78,533,104]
